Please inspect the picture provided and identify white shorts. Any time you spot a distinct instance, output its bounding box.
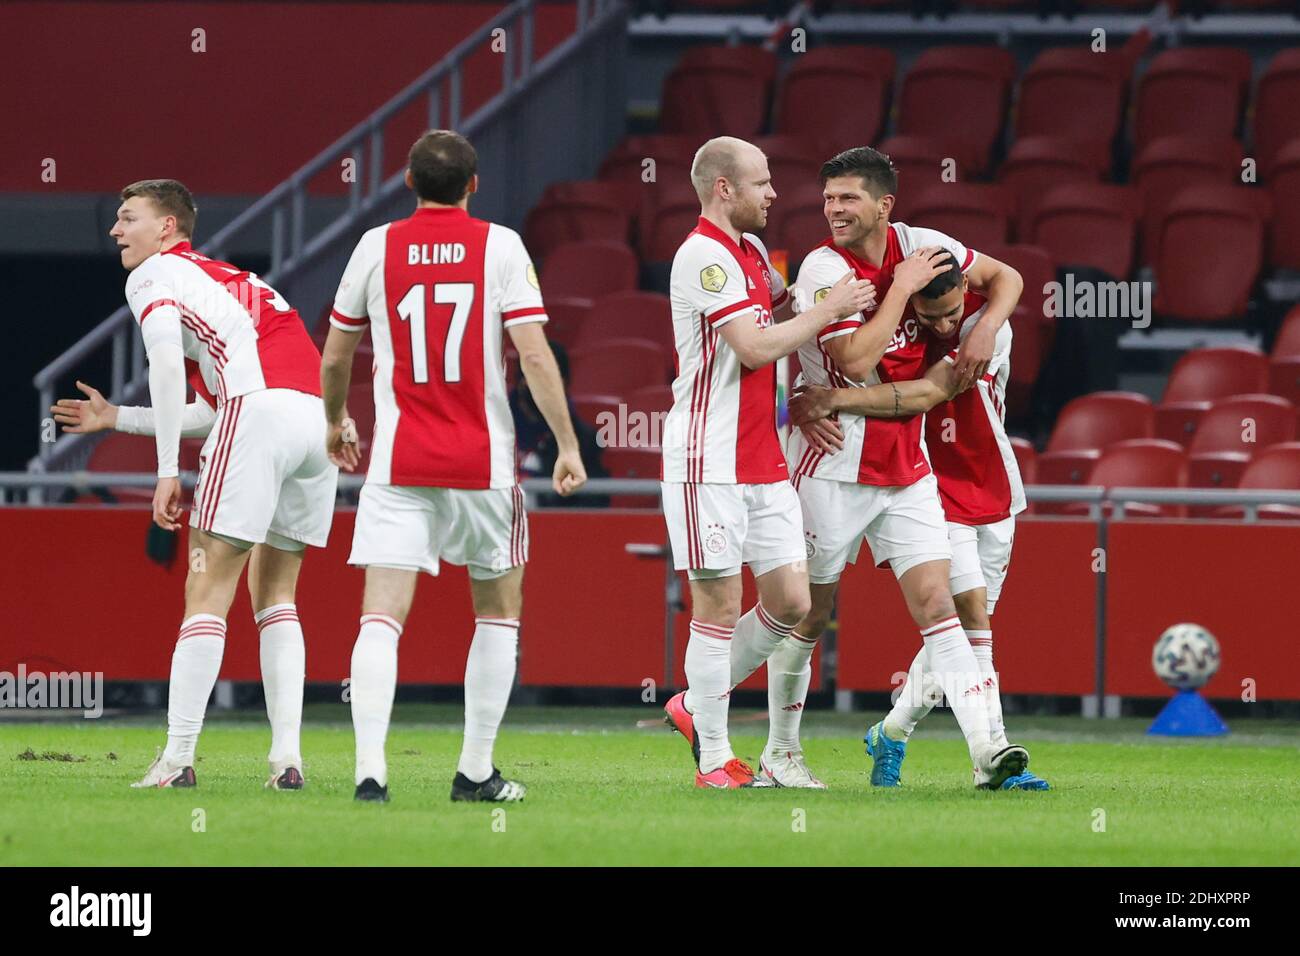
[349,483,528,579]
[191,389,337,549]
[948,516,1016,615]
[797,472,951,584]
[661,480,806,580]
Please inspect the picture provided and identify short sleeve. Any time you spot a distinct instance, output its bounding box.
[675,238,754,329]
[498,228,548,329]
[793,250,858,345]
[330,229,381,331]
[125,258,181,329]
[900,225,977,274]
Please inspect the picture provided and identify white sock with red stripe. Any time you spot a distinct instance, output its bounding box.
[684,620,736,774]
[883,646,940,741]
[917,617,991,759]
[457,617,520,783]
[764,631,817,757]
[351,613,402,787]
[968,630,1007,747]
[163,614,227,766]
[729,603,798,687]
[255,603,305,770]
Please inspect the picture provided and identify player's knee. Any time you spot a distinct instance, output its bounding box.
[953,589,989,631]
[917,587,957,629]
[769,590,811,626]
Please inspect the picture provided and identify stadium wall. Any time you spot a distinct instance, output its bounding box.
[2,508,1292,701]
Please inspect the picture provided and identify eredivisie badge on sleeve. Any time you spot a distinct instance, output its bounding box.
[700,264,727,293]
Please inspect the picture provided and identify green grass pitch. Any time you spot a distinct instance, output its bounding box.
[2,705,1297,866]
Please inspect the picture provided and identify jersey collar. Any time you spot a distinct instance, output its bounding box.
[694,216,748,255]
[412,206,470,220]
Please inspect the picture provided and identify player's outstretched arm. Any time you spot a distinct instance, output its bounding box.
[823,247,952,381]
[953,254,1022,386]
[507,322,587,496]
[719,273,874,370]
[320,327,361,472]
[789,360,962,425]
[54,381,217,439]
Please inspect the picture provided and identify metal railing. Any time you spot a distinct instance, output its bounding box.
[30,0,625,475]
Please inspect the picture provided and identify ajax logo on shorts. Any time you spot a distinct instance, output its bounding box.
[704,523,727,556]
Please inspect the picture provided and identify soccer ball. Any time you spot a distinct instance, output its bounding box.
[1152,624,1221,690]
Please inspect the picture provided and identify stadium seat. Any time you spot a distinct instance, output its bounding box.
[1026,183,1140,281]
[1072,439,1189,519]
[977,244,1056,362]
[763,183,833,269]
[1003,302,1045,421]
[907,183,1014,251]
[1272,304,1300,358]
[1267,306,1300,407]
[1209,442,1300,521]
[569,338,674,395]
[1009,436,1037,486]
[601,446,662,508]
[752,136,825,196]
[1132,136,1244,267]
[569,393,624,431]
[578,292,674,355]
[1014,47,1128,149]
[1133,47,1252,151]
[897,46,1017,175]
[1252,48,1300,177]
[540,180,631,211]
[878,136,980,215]
[524,198,632,264]
[1187,394,1297,489]
[1037,391,1154,485]
[346,380,376,475]
[539,240,638,302]
[598,136,696,213]
[625,384,674,420]
[540,297,593,351]
[1152,186,1268,323]
[678,44,778,87]
[659,66,768,138]
[772,46,896,151]
[1266,140,1300,271]
[997,136,1109,240]
[639,178,707,263]
[1156,347,1269,444]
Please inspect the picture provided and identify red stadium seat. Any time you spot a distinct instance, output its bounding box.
[1014,47,1128,148]
[540,180,631,210]
[773,46,896,152]
[1010,436,1037,485]
[1038,391,1154,486]
[878,136,981,215]
[1252,49,1300,177]
[763,183,833,269]
[977,244,1056,361]
[1272,304,1300,358]
[569,393,624,431]
[907,183,1014,251]
[538,240,638,302]
[1267,307,1300,407]
[602,446,663,508]
[86,434,164,503]
[639,179,706,262]
[598,136,696,214]
[997,137,1109,240]
[1133,47,1251,151]
[897,46,1017,175]
[1187,394,1298,488]
[1209,442,1300,521]
[1077,439,1189,519]
[659,66,768,138]
[752,136,825,196]
[569,338,674,395]
[1156,347,1269,444]
[626,384,674,420]
[1133,136,1244,267]
[1003,302,1044,421]
[578,292,674,355]
[540,297,593,351]
[1152,186,1268,323]
[1027,183,1140,281]
[679,44,778,87]
[524,199,631,265]
[346,380,376,475]
[1267,140,1300,271]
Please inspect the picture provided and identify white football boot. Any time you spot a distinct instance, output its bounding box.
[757,749,828,789]
[131,749,196,788]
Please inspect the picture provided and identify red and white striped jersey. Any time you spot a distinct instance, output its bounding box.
[330,206,546,489]
[662,217,791,484]
[787,222,974,488]
[925,292,1026,525]
[124,241,321,406]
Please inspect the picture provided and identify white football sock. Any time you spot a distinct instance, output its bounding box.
[920,617,991,762]
[351,613,401,787]
[255,603,305,770]
[730,603,797,687]
[883,645,939,742]
[684,620,735,773]
[163,614,227,766]
[457,617,520,783]
[764,632,816,757]
[968,630,1006,747]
